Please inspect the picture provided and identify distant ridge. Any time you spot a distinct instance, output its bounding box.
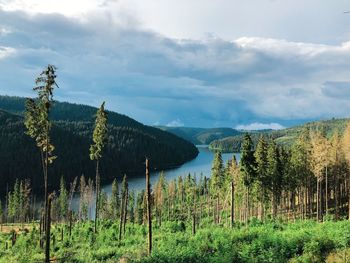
[157,126,242,145]
[209,118,350,152]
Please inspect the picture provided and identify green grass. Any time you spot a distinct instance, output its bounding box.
[1,220,350,262]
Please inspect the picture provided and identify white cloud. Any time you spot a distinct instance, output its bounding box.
[166,119,184,127]
[235,123,285,131]
[0,46,16,59]
[0,0,105,16]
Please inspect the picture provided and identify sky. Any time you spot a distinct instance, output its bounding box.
[0,0,350,129]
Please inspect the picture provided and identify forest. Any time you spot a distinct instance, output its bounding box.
[1,65,350,263]
[209,118,350,153]
[0,96,198,193]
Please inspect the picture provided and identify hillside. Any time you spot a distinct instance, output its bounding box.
[157,126,242,145]
[0,96,198,192]
[209,118,350,152]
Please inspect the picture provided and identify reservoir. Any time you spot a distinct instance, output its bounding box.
[101,145,240,193]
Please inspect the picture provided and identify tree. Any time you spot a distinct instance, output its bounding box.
[210,151,224,224]
[329,130,344,220]
[310,131,329,221]
[154,172,166,226]
[24,65,58,239]
[59,177,68,222]
[254,135,268,219]
[228,156,239,226]
[145,158,152,255]
[343,123,350,220]
[89,101,108,233]
[240,134,256,223]
[290,129,312,219]
[111,179,120,220]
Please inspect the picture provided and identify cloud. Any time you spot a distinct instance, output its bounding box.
[0,46,15,59]
[322,81,350,99]
[0,7,350,127]
[235,123,285,131]
[166,119,184,127]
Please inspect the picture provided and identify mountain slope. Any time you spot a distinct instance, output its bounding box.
[157,126,242,145]
[209,118,350,152]
[0,96,198,192]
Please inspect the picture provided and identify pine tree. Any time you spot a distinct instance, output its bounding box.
[310,131,329,221]
[145,158,152,255]
[290,129,312,219]
[211,151,224,224]
[24,65,58,242]
[119,175,128,240]
[111,179,120,220]
[240,134,256,223]
[90,101,108,233]
[155,172,166,226]
[254,135,268,219]
[266,141,284,219]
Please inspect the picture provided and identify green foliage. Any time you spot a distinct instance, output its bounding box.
[1,220,350,262]
[90,102,108,161]
[210,151,224,196]
[240,134,256,187]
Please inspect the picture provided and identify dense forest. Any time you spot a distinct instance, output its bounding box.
[0,95,198,193]
[209,118,349,152]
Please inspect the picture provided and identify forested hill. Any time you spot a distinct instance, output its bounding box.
[209,118,350,152]
[156,126,242,145]
[0,95,198,193]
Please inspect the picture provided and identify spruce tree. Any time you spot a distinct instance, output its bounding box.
[211,151,224,224]
[310,131,329,221]
[240,133,256,223]
[24,65,58,238]
[90,101,108,233]
[266,140,282,219]
[254,135,268,219]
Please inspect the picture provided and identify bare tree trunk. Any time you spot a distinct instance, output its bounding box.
[69,211,72,237]
[231,181,234,228]
[146,159,152,255]
[118,189,124,241]
[94,161,100,233]
[123,187,128,236]
[39,211,43,248]
[317,179,320,221]
[348,178,350,221]
[216,197,220,224]
[335,177,340,220]
[192,190,196,235]
[45,195,52,263]
[325,166,328,215]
